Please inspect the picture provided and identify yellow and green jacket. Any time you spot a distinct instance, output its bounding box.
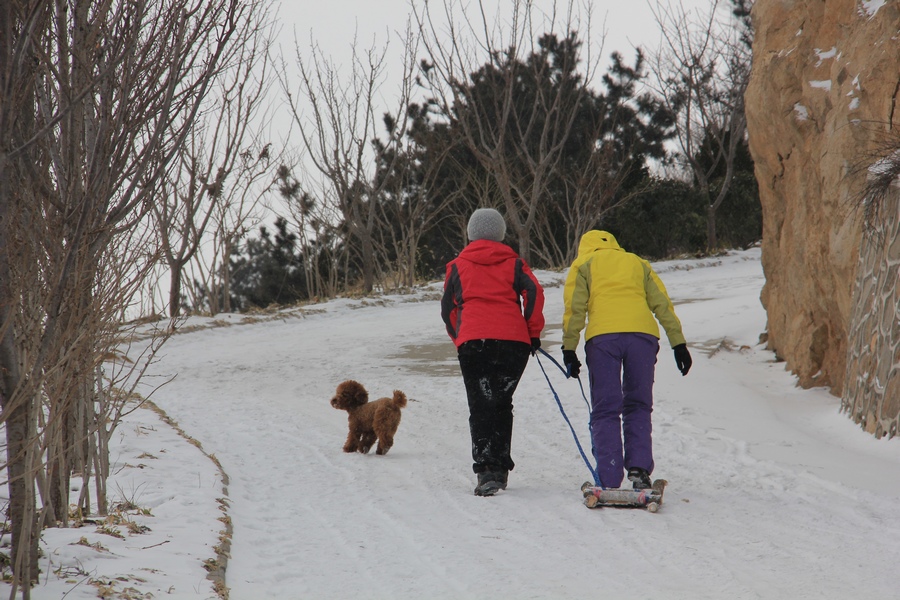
[562,230,686,351]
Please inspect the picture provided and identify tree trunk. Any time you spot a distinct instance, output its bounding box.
[94,366,110,515]
[169,262,184,317]
[46,406,72,525]
[0,10,42,580]
[0,377,40,588]
[3,175,37,594]
[706,203,719,251]
[359,233,376,293]
[221,239,235,313]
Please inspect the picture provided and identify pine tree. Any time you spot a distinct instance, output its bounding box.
[229,217,307,310]
[406,31,674,271]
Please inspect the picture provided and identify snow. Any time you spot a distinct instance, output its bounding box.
[794,103,810,121]
[848,74,862,109]
[868,149,900,174]
[860,0,886,18]
[10,247,900,599]
[809,80,833,91]
[814,47,837,66]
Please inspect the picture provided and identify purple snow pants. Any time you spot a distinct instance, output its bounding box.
[584,332,659,488]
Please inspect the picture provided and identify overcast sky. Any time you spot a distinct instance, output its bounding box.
[268,0,719,178]
[279,1,717,68]
[274,0,718,109]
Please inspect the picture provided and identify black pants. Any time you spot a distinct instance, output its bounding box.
[457,339,531,474]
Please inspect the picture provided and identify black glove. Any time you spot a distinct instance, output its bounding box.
[673,344,692,376]
[530,337,541,355]
[562,349,581,378]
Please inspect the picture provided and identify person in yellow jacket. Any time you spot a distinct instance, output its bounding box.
[561,230,691,490]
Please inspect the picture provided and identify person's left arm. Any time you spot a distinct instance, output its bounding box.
[441,263,462,340]
[644,263,691,375]
[514,258,545,339]
[643,262,686,348]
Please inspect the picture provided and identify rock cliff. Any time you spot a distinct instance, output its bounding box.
[745,0,900,393]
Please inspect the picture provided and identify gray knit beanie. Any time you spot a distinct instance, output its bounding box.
[466,208,506,242]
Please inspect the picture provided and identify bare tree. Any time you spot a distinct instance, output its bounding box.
[649,0,751,251]
[0,2,56,589]
[547,146,654,264]
[277,161,343,300]
[38,221,166,522]
[412,0,604,265]
[0,0,258,590]
[541,48,671,265]
[189,142,274,315]
[153,8,280,317]
[372,64,476,288]
[374,138,466,288]
[282,23,419,293]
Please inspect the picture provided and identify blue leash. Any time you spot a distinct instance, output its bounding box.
[535,348,601,487]
[535,349,591,411]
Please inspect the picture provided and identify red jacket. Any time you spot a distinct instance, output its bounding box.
[441,240,545,347]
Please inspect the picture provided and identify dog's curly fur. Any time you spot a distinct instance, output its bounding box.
[330,380,407,455]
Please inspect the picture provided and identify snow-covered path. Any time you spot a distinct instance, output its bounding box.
[141,249,900,599]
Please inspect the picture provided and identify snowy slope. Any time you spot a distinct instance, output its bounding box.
[16,247,900,599]
[137,247,900,599]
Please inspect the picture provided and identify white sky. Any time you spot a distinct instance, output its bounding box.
[280,1,716,68]
[273,0,718,135]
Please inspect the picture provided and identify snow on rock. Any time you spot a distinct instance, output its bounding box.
[860,0,886,18]
[814,46,838,65]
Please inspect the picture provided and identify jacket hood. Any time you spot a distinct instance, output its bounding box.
[577,230,622,257]
[457,239,519,266]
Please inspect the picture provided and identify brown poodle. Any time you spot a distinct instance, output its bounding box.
[330,380,407,455]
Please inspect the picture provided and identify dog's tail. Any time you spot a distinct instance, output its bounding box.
[391,390,408,409]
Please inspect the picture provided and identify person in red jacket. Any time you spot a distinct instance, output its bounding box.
[441,208,545,496]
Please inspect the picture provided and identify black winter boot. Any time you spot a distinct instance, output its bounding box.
[627,467,652,490]
[474,471,507,496]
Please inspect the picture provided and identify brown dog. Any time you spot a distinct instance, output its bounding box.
[330,380,407,455]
